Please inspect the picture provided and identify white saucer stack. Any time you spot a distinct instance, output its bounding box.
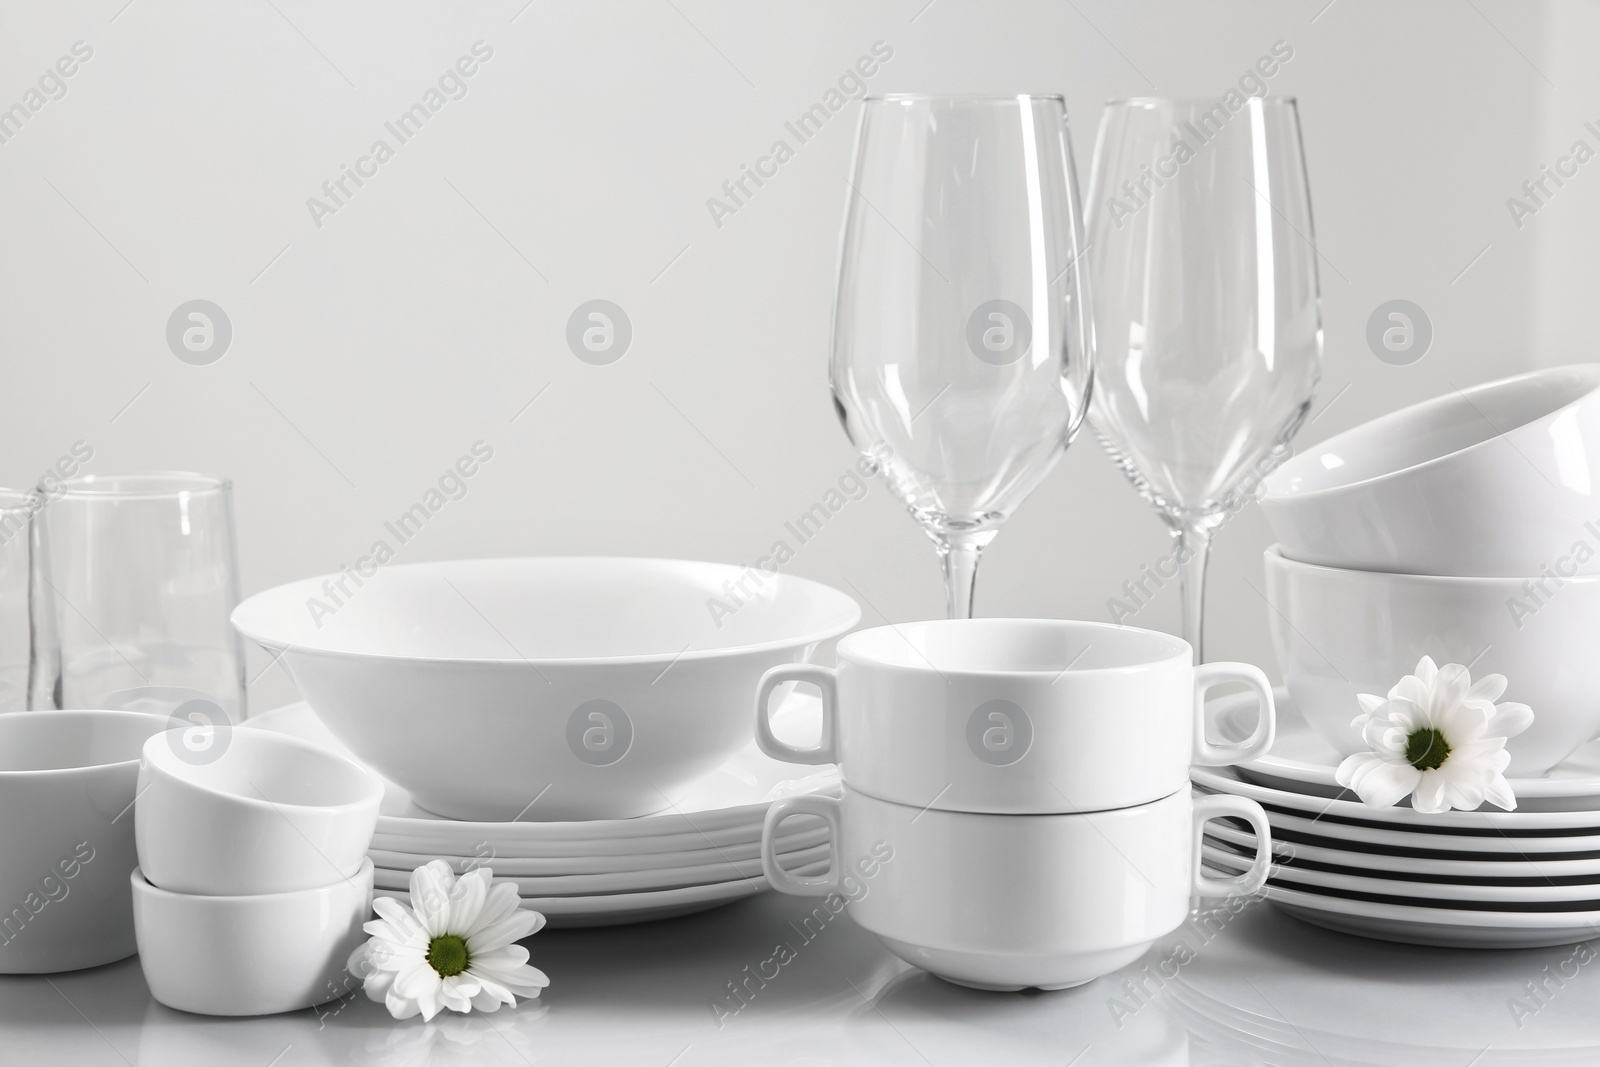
[247,698,838,927]
[1198,690,1600,949]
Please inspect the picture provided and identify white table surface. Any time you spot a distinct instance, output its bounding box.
[5,886,1597,1066]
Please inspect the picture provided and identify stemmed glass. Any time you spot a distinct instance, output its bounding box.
[1088,97,1322,659]
[831,94,1094,617]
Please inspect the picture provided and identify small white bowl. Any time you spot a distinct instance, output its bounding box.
[1262,363,1600,575]
[131,859,374,1016]
[230,557,861,821]
[0,710,171,974]
[1264,545,1600,776]
[137,728,382,896]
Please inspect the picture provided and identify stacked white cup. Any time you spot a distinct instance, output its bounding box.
[131,723,382,1015]
[756,618,1277,991]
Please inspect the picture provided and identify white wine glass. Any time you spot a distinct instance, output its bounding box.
[831,94,1094,618]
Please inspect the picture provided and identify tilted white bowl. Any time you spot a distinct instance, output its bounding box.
[1261,363,1600,576]
[231,558,860,821]
[1263,545,1600,776]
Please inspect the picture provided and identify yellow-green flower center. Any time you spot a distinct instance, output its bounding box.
[426,934,469,977]
[1405,727,1451,771]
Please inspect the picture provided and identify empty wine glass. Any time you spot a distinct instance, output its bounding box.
[1088,96,1322,660]
[831,94,1094,617]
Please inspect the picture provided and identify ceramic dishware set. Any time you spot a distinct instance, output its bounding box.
[229,557,861,929]
[756,618,1278,990]
[131,725,383,1014]
[1195,364,1600,948]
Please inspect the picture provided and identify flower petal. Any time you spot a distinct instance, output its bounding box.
[1482,774,1519,812]
[1487,701,1535,740]
[1431,663,1472,721]
[1347,758,1419,809]
[1412,771,1450,814]
[410,861,456,937]
[1468,673,1508,704]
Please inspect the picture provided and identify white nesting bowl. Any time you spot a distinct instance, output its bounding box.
[1264,545,1600,776]
[1261,363,1600,575]
[131,860,373,1016]
[0,710,171,974]
[231,558,860,821]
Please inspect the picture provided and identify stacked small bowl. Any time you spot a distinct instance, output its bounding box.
[1207,362,1600,946]
[132,728,383,1015]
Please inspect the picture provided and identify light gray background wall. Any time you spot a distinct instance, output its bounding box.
[0,1,1586,713]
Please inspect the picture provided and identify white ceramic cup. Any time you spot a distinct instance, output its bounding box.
[755,618,1274,814]
[131,859,373,1016]
[761,785,1270,991]
[1264,545,1600,776]
[1261,363,1600,576]
[0,710,172,974]
[136,726,383,895]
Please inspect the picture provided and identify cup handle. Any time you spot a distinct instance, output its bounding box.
[754,663,838,765]
[1192,662,1276,766]
[761,794,841,896]
[1192,793,1272,897]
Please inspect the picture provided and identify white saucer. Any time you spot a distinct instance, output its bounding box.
[1211,688,1600,810]
[1206,819,1600,877]
[1203,838,1600,903]
[1191,765,1600,832]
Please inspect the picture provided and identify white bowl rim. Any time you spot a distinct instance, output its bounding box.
[130,858,374,903]
[0,709,172,778]
[836,617,1193,678]
[141,727,384,816]
[1264,543,1600,585]
[1262,363,1600,503]
[231,556,862,667]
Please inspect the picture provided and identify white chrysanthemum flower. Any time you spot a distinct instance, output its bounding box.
[1334,656,1533,815]
[348,860,549,1021]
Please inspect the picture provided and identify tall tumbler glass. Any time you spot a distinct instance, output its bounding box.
[1088,97,1322,660]
[0,490,56,711]
[831,94,1094,618]
[37,473,246,721]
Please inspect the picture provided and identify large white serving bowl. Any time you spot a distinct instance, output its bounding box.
[1263,545,1600,776]
[231,558,860,821]
[1261,363,1600,575]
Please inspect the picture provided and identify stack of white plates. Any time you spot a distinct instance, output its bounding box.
[1197,690,1600,949]
[246,699,837,927]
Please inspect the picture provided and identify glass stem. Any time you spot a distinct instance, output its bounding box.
[937,534,985,620]
[1174,523,1213,663]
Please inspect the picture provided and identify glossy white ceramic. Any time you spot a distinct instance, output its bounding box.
[0,710,171,974]
[246,700,836,857]
[131,860,373,1016]
[1210,688,1600,811]
[761,786,1270,991]
[1261,363,1600,576]
[1205,819,1600,877]
[757,618,1274,814]
[1263,545,1600,775]
[231,558,860,821]
[137,727,383,895]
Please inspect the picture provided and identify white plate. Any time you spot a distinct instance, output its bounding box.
[372,859,831,929]
[373,841,832,896]
[248,700,839,845]
[1191,765,1600,832]
[1203,839,1600,903]
[1211,689,1600,810]
[1197,865,1600,949]
[1206,820,1600,877]
[1205,793,1600,855]
[365,823,830,876]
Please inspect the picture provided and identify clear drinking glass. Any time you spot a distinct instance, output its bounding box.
[1088,97,1322,659]
[36,473,246,720]
[831,94,1094,618]
[0,490,56,711]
